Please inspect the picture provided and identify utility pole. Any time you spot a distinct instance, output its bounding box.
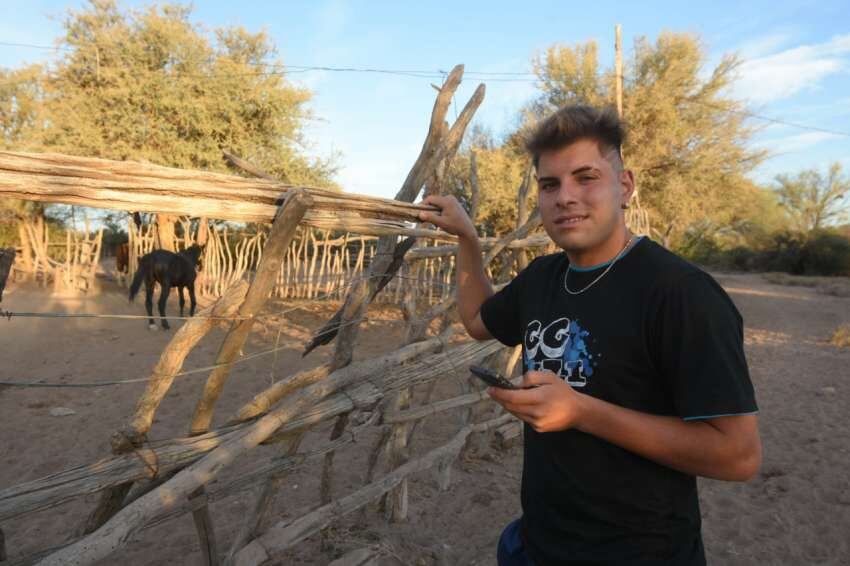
[614,24,650,236]
[615,24,623,118]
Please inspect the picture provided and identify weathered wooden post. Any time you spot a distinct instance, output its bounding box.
[312,66,485,522]
[190,191,314,434]
[187,191,312,565]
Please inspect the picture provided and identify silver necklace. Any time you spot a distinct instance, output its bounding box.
[563,235,636,295]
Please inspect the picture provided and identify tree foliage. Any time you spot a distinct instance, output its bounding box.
[454,32,771,250]
[3,0,336,187]
[0,65,48,222]
[774,162,849,233]
[0,65,43,148]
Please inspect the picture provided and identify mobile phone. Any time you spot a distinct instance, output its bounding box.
[469,365,519,389]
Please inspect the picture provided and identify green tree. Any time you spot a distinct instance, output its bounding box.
[774,162,850,233]
[20,0,335,186]
[0,65,43,149]
[0,65,53,250]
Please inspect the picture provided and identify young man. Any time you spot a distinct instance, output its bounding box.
[418,105,761,566]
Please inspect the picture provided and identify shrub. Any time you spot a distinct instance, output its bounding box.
[726,246,758,271]
[797,231,850,276]
[757,231,805,273]
[680,229,850,276]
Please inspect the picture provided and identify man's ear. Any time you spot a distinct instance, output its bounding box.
[620,169,636,204]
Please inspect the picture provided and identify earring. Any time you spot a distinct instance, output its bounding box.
[621,202,630,210]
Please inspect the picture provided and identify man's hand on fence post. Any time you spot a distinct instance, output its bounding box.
[418,195,478,241]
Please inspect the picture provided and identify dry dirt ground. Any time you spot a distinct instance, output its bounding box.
[1,272,849,565]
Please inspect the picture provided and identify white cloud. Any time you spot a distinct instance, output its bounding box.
[734,34,850,103]
[735,32,795,59]
[756,131,841,154]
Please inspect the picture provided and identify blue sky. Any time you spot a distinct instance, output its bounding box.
[1,0,849,200]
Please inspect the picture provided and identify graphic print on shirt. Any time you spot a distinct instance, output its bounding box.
[522,317,597,387]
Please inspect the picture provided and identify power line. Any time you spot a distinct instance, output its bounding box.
[0,42,538,77]
[0,40,536,79]
[2,40,849,137]
[0,70,537,86]
[0,41,73,52]
[694,100,850,138]
[0,66,536,83]
[0,65,537,89]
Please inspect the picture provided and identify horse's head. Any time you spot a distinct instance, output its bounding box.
[182,244,206,269]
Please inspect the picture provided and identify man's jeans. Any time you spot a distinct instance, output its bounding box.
[497,518,536,566]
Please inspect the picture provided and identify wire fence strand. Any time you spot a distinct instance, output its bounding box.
[0,272,458,322]
[0,313,404,388]
[0,272,464,389]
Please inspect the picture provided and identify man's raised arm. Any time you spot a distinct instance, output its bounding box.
[419,195,493,340]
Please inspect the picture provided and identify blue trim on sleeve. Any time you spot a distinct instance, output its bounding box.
[682,410,759,421]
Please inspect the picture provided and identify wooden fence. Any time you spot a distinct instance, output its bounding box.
[0,65,548,565]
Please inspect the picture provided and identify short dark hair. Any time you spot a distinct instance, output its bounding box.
[525,105,626,169]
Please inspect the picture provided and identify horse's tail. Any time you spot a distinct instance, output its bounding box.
[128,260,147,302]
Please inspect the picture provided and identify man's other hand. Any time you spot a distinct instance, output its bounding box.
[488,370,586,433]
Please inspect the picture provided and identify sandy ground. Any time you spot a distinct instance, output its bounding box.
[1,271,849,565]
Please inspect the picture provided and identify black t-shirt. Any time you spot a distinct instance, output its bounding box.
[480,237,758,566]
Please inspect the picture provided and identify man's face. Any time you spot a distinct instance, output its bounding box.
[536,138,632,255]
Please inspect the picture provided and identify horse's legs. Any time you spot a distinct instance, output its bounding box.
[144,280,156,328]
[178,286,186,317]
[188,282,197,317]
[158,279,172,330]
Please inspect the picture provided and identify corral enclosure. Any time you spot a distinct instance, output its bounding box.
[0,66,551,565]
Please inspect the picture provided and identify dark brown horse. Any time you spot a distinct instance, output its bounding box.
[129,245,203,330]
